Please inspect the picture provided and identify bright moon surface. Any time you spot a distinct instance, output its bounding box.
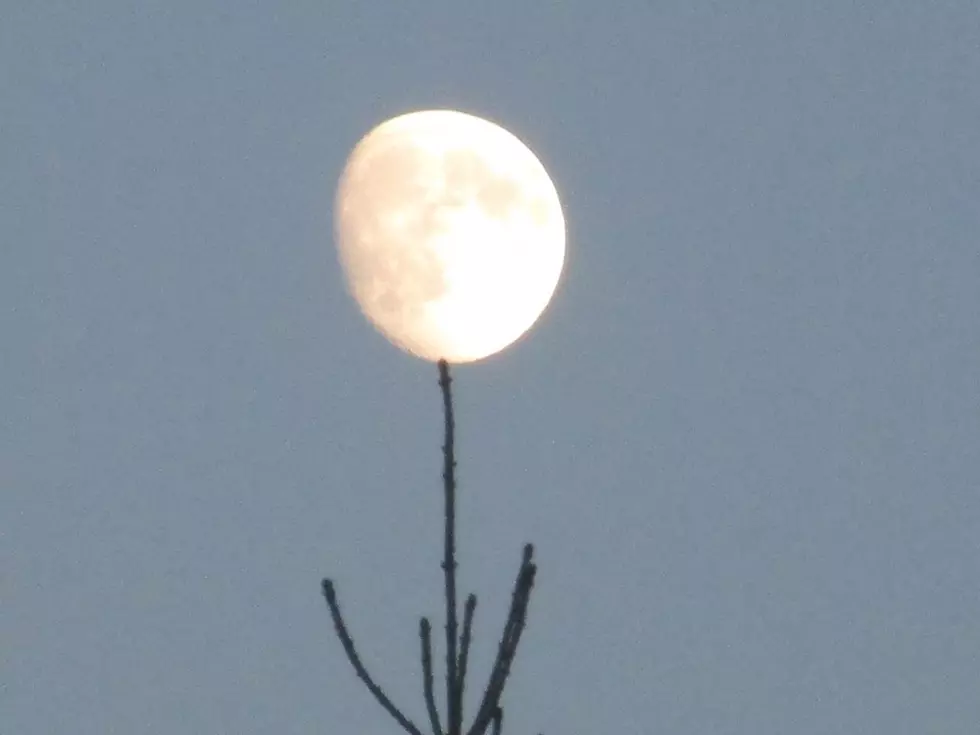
[334,109,566,363]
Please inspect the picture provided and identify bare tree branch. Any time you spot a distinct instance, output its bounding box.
[322,361,543,735]
[456,592,478,727]
[438,359,462,735]
[321,579,424,735]
[466,546,537,735]
[420,618,445,735]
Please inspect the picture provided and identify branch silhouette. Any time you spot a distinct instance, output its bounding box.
[322,360,541,735]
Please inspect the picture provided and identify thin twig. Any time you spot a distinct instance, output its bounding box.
[485,573,534,727]
[438,359,461,735]
[456,593,478,727]
[498,550,536,659]
[321,579,425,735]
[466,546,537,735]
[420,618,445,735]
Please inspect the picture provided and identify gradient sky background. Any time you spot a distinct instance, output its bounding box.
[3,3,979,734]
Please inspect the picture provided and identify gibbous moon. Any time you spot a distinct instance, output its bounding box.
[334,109,565,363]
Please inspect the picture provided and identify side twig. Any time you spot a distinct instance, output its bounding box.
[321,579,424,735]
[466,545,537,735]
[456,592,478,727]
[420,618,444,735]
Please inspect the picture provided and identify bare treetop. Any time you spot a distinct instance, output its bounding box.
[322,360,541,735]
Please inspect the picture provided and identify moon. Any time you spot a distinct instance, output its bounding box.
[334,109,566,363]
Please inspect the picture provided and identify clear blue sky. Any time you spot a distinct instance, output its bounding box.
[3,3,979,733]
